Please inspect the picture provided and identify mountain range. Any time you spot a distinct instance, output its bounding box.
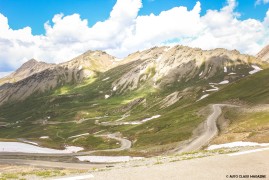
[0,45,268,154]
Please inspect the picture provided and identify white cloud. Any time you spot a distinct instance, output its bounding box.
[186,0,268,55]
[111,2,203,56]
[256,0,269,5]
[0,71,12,78]
[0,0,269,74]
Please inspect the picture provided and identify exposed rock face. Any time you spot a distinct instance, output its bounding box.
[0,51,116,105]
[0,46,265,105]
[257,45,269,62]
[112,45,263,93]
[160,91,182,109]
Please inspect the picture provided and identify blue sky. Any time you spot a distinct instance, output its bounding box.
[0,0,269,75]
[0,0,268,35]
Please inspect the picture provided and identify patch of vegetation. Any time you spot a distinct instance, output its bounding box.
[145,66,156,77]
[0,173,18,179]
[213,109,269,143]
[35,170,66,178]
[0,170,68,180]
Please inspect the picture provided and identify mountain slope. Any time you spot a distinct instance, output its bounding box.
[0,45,268,154]
[257,44,269,62]
[0,51,118,105]
[0,45,265,106]
[200,68,269,145]
[112,46,264,94]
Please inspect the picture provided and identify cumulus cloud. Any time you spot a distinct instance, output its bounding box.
[111,2,203,56]
[187,0,268,55]
[0,0,269,74]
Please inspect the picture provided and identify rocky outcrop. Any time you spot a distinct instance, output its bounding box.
[112,45,263,93]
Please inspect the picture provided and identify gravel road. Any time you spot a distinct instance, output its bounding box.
[178,104,238,153]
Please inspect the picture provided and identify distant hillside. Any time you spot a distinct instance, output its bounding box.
[0,46,265,106]
[257,44,269,62]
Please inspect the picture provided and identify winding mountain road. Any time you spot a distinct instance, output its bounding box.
[0,104,235,158]
[98,134,132,152]
[0,104,238,169]
[77,133,132,155]
[0,133,132,169]
[178,104,238,153]
[0,133,131,157]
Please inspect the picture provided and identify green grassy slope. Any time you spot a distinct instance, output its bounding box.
[0,61,269,154]
[203,68,269,104]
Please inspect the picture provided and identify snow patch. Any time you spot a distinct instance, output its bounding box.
[0,142,83,154]
[113,86,117,91]
[219,80,229,85]
[76,156,143,163]
[249,65,263,74]
[40,136,49,139]
[199,71,203,77]
[78,65,82,71]
[206,85,219,92]
[105,95,110,99]
[228,72,236,75]
[197,94,209,101]
[123,122,141,125]
[141,115,161,122]
[208,66,212,73]
[207,141,269,150]
[102,77,110,81]
[224,67,227,73]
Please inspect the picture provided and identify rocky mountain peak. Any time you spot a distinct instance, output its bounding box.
[24,58,38,64]
[61,50,116,72]
[14,58,52,75]
[17,59,44,70]
[0,59,53,85]
[257,44,269,62]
